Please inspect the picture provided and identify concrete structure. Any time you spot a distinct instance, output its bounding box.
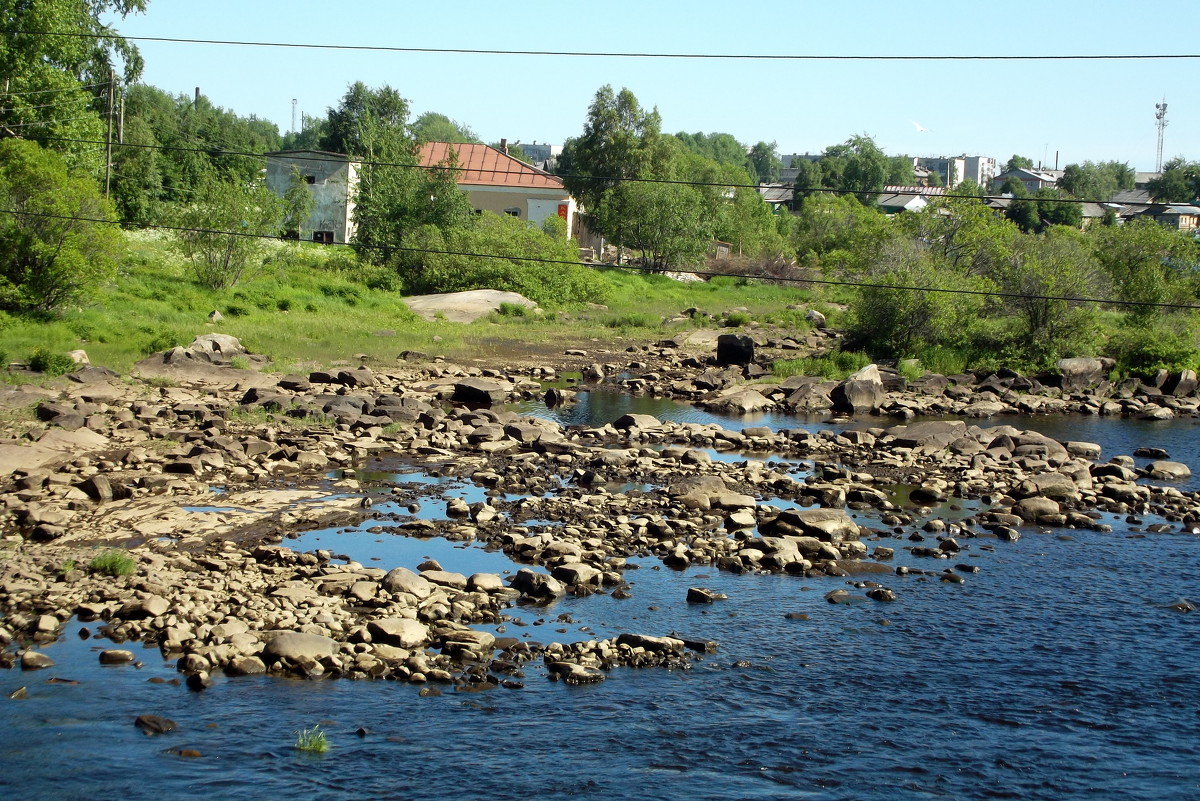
[265,150,358,244]
[419,142,577,236]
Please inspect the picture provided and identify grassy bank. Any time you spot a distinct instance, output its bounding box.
[0,232,826,378]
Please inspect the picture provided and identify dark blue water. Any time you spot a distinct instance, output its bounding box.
[4,394,1200,800]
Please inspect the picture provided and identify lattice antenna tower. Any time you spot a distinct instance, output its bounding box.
[1155,99,1168,172]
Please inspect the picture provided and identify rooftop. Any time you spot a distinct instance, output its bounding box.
[418,142,565,189]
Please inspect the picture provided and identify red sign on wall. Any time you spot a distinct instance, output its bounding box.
[557,203,569,220]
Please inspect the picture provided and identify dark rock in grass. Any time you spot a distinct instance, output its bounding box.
[135,714,177,735]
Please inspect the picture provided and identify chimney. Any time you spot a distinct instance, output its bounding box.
[194,87,200,107]
[499,138,508,155]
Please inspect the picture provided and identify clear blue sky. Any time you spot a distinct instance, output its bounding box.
[104,0,1197,171]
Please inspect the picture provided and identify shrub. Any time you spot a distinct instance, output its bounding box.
[27,348,76,376]
[0,139,122,313]
[295,725,329,754]
[724,311,752,327]
[142,330,182,355]
[89,550,135,577]
[603,312,659,330]
[1107,324,1198,375]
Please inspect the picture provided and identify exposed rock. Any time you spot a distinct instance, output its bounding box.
[261,632,337,663]
[716,334,755,366]
[830,364,885,414]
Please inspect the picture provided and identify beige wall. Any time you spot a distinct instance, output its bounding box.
[463,185,575,236]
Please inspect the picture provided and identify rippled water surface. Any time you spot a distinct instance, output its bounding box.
[3,394,1200,800]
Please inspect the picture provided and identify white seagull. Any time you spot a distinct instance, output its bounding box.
[910,121,930,133]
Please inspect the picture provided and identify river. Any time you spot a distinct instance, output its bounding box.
[2,391,1197,800]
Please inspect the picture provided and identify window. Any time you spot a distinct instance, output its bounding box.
[312,231,334,244]
[304,175,317,185]
[503,208,521,218]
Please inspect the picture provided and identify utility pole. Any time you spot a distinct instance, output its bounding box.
[104,69,115,198]
[292,98,297,134]
[1155,99,1168,173]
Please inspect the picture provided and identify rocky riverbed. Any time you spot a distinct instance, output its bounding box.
[3,331,1198,691]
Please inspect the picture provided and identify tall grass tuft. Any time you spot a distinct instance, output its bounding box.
[295,725,329,754]
[89,550,135,577]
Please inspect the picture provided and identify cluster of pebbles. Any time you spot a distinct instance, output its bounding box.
[1,332,1197,687]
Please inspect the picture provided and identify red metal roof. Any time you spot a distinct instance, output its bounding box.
[418,142,564,189]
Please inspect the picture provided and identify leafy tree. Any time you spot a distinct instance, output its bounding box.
[558,85,666,236]
[1093,218,1200,324]
[317,83,470,268]
[848,238,990,356]
[0,138,121,311]
[791,192,894,273]
[821,135,889,202]
[999,175,1027,196]
[282,165,316,239]
[886,156,916,186]
[1147,158,1200,202]
[0,0,147,173]
[1004,155,1034,173]
[746,141,781,183]
[1006,188,1081,233]
[1058,160,1134,201]
[171,178,284,289]
[601,180,711,269]
[110,113,161,224]
[411,112,480,144]
[950,179,986,198]
[992,226,1098,359]
[279,112,327,151]
[672,131,746,167]
[411,213,603,305]
[116,84,281,213]
[902,197,1017,278]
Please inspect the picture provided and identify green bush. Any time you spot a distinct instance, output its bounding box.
[603,312,660,330]
[142,330,182,355]
[1107,324,1198,375]
[724,311,752,327]
[27,348,77,375]
[89,550,135,577]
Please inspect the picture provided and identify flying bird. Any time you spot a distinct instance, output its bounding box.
[910,121,930,133]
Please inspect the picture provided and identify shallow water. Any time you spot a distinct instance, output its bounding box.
[4,394,1200,800]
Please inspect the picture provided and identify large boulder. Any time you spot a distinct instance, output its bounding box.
[381,567,435,599]
[762,508,861,544]
[1055,357,1109,393]
[367,618,430,649]
[830,365,885,414]
[451,378,513,406]
[716,334,755,366]
[261,632,336,663]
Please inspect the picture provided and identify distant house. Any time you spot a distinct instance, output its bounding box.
[756,183,795,212]
[1121,203,1200,231]
[876,191,930,215]
[418,142,577,237]
[991,167,1060,193]
[265,150,359,244]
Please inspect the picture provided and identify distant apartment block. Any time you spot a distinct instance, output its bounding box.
[914,155,996,189]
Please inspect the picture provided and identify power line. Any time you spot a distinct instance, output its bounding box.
[33,133,1161,209]
[4,30,1199,62]
[0,81,107,97]
[2,206,1197,312]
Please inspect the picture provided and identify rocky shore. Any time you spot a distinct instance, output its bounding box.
[2,331,1198,688]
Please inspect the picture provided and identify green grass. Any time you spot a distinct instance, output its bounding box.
[295,725,329,753]
[89,550,135,577]
[773,350,872,380]
[0,231,820,374]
